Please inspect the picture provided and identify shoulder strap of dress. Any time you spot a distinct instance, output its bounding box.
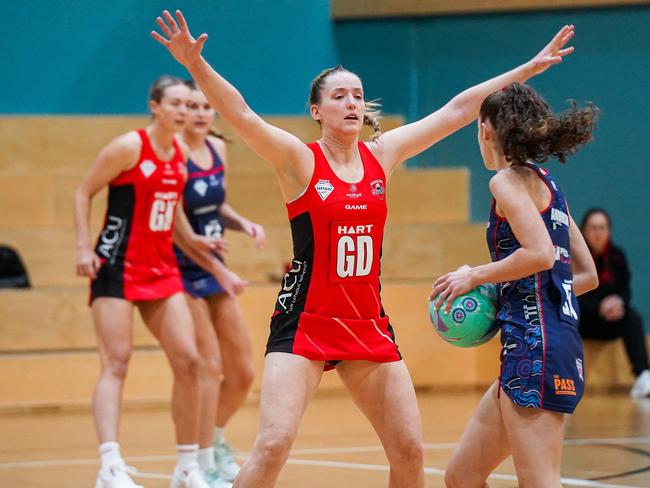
[204,139,223,171]
[137,128,152,154]
[525,161,547,178]
[306,141,328,175]
[358,141,385,179]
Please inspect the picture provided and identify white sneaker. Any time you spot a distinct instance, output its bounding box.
[203,468,233,488]
[213,438,240,482]
[94,460,143,488]
[170,461,211,488]
[631,370,650,399]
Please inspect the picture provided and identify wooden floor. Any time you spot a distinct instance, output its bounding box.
[1,391,650,487]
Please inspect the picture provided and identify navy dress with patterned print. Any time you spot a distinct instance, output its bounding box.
[487,163,584,414]
[174,139,227,297]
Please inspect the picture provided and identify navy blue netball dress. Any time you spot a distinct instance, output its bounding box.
[487,163,584,414]
[174,139,227,297]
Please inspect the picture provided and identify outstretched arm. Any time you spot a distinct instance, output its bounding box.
[373,25,575,175]
[152,10,313,200]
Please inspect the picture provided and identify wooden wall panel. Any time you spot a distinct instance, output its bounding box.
[332,0,650,19]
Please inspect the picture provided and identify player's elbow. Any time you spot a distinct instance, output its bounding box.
[536,246,556,271]
[586,269,599,292]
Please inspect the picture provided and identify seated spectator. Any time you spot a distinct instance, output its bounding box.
[578,208,650,398]
[0,244,30,289]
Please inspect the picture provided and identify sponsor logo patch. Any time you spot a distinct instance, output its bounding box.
[193,179,209,197]
[551,208,569,229]
[139,160,156,178]
[554,375,577,396]
[554,245,571,264]
[315,179,334,201]
[370,179,385,200]
[576,358,584,381]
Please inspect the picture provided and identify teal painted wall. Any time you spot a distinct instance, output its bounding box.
[2,2,649,325]
[1,0,336,114]
[335,7,650,324]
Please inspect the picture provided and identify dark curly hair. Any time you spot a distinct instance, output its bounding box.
[479,83,598,165]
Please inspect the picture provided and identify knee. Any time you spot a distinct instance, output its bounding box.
[170,348,201,382]
[444,466,464,488]
[255,429,295,466]
[102,348,132,381]
[390,436,423,470]
[443,456,480,488]
[201,354,223,382]
[234,363,255,391]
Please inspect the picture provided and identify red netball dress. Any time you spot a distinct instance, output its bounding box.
[91,129,186,302]
[266,141,401,364]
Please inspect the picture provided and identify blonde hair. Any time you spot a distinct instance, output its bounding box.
[308,66,382,141]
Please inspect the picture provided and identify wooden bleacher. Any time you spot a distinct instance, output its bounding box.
[331,0,650,19]
[0,115,633,409]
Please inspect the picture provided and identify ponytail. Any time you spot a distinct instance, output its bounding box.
[480,83,598,165]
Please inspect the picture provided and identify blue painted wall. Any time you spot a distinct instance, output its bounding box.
[1,0,336,114]
[336,7,650,325]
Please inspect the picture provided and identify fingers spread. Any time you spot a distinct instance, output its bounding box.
[151,31,169,45]
[196,33,208,49]
[175,10,189,32]
[558,47,574,57]
[163,10,180,33]
[156,16,173,38]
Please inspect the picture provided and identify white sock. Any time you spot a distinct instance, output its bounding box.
[213,427,225,444]
[176,444,199,471]
[99,441,122,468]
[198,447,216,471]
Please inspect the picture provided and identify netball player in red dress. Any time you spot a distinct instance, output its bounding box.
[74,76,244,488]
[153,11,575,487]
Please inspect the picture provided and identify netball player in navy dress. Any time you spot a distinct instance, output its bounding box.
[176,81,265,484]
[432,83,599,487]
[153,11,576,487]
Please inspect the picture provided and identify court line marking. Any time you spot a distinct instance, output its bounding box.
[284,459,645,488]
[1,456,641,488]
[2,435,650,467]
[2,435,650,487]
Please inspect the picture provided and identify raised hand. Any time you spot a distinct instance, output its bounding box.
[151,10,207,68]
[527,25,575,76]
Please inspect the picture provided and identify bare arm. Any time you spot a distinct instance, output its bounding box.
[152,10,313,200]
[431,170,556,311]
[209,137,267,248]
[220,203,267,250]
[173,209,246,296]
[372,25,575,175]
[73,132,141,278]
[568,214,598,296]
